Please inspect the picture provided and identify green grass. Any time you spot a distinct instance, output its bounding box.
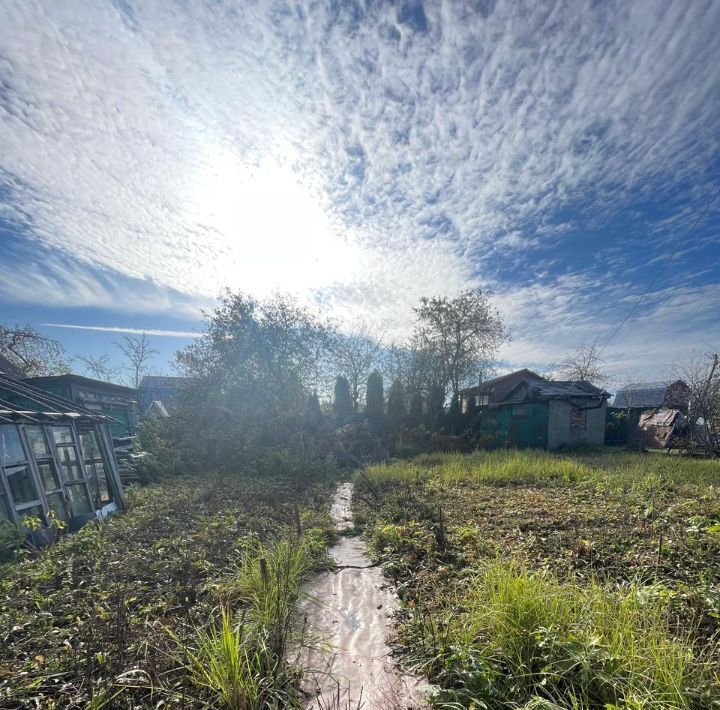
[418,560,717,708]
[365,447,720,490]
[355,448,720,708]
[171,537,318,709]
[0,472,338,708]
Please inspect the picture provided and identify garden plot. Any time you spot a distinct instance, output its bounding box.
[354,449,720,708]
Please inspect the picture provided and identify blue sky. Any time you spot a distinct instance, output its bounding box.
[0,0,718,386]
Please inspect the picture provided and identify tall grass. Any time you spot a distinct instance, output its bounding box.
[364,448,720,490]
[226,537,315,659]
[172,538,316,709]
[365,450,591,487]
[413,560,718,708]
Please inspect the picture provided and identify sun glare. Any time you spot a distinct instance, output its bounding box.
[191,148,357,295]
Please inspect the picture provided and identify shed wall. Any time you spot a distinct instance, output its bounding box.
[547,400,606,450]
[480,403,548,448]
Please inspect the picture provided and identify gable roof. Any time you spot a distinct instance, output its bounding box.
[459,369,545,398]
[503,378,607,404]
[613,380,689,409]
[144,400,170,417]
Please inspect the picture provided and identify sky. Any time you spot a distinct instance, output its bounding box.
[0,0,718,387]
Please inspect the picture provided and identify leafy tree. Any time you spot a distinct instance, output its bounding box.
[413,289,507,405]
[365,370,385,420]
[387,379,407,428]
[333,375,354,425]
[173,291,333,468]
[0,323,69,377]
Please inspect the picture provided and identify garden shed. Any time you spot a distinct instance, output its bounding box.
[478,378,608,450]
[0,358,124,536]
[27,374,138,439]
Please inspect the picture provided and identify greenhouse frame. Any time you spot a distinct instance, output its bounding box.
[0,364,125,538]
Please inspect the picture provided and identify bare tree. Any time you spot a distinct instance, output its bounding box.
[557,341,609,386]
[413,289,508,403]
[115,333,159,389]
[673,351,719,452]
[0,323,70,377]
[330,322,382,412]
[75,353,119,382]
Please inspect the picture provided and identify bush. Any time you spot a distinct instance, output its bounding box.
[0,519,25,563]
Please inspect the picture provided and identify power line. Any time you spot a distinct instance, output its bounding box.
[598,184,720,355]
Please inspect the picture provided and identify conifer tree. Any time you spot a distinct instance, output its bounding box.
[387,379,406,428]
[333,375,354,425]
[365,370,385,421]
[306,391,322,429]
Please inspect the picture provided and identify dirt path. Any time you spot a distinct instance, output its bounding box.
[299,482,427,709]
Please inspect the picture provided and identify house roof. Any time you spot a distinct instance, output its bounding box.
[144,400,170,417]
[139,375,191,389]
[0,373,112,424]
[503,378,607,404]
[613,380,688,409]
[459,369,545,396]
[27,373,137,395]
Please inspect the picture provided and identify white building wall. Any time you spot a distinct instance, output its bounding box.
[547,400,606,450]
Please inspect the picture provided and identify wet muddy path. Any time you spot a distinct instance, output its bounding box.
[300,482,426,709]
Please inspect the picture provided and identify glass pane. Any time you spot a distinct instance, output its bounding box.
[0,494,12,521]
[6,465,39,505]
[57,446,78,465]
[62,464,83,482]
[89,462,110,504]
[66,484,92,516]
[0,425,25,464]
[25,426,51,457]
[79,431,101,459]
[19,506,45,528]
[46,492,69,522]
[37,462,60,492]
[51,427,74,445]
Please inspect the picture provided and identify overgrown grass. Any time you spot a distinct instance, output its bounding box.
[172,538,317,709]
[364,448,720,490]
[354,448,720,708]
[0,471,338,708]
[412,560,717,708]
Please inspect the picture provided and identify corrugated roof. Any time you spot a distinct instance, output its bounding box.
[613,381,687,409]
[459,368,544,396]
[501,378,607,404]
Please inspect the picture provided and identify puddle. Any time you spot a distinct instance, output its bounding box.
[299,482,427,709]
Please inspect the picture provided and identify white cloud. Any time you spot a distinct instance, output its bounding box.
[43,323,200,338]
[0,0,718,367]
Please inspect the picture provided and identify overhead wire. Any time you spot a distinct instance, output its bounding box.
[598,184,720,355]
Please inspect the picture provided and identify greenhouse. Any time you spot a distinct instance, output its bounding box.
[0,361,124,538]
